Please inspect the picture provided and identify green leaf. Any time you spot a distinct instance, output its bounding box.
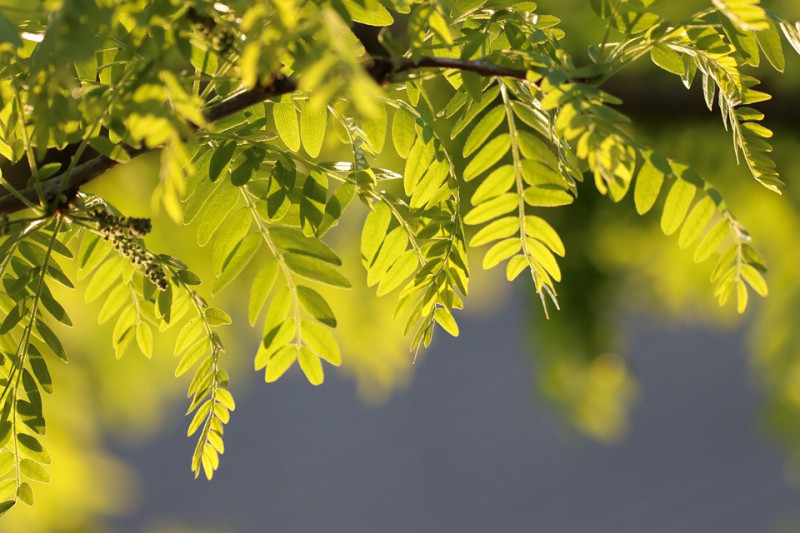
[342,0,394,26]
[361,104,386,153]
[463,134,510,181]
[264,345,296,382]
[523,183,573,208]
[471,165,515,205]
[651,44,684,75]
[297,346,324,385]
[205,308,232,326]
[301,171,328,236]
[300,321,341,366]
[17,482,33,506]
[0,500,14,515]
[28,232,73,259]
[525,216,565,257]
[433,307,459,337]
[300,102,327,157]
[216,389,236,411]
[270,227,341,265]
[392,108,416,158]
[741,264,768,296]
[736,280,748,313]
[361,202,392,266]
[526,238,562,281]
[17,433,50,464]
[712,0,769,31]
[678,197,716,249]
[0,479,15,502]
[273,99,301,151]
[452,85,500,139]
[230,147,266,186]
[211,208,252,275]
[112,307,135,359]
[296,286,337,327]
[284,254,351,287]
[367,226,407,286]
[404,139,435,196]
[212,233,262,294]
[0,11,22,47]
[634,152,666,215]
[464,194,518,225]
[428,8,453,44]
[409,158,449,209]
[35,321,66,362]
[317,182,355,236]
[19,459,50,484]
[136,323,153,358]
[157,284,173,323]
[209,140,237,183]
[175,318,204,356]
[0,453,13,477]
[175,340,208,377]
[187,401,212,436]
[85,259,122,302]
[0,302,24,335]
[463,106,506,157]
[755,19,785,71]
[470,216,519,247]
[258,320,296,370]
[376,250,418,296]
[694,220,729,263]
[195,186,241,247]
[28,355,53,394]
[516,131,558,168]
[661,179,697,235]
[249,259,279,325]
[77,233,109,280]
[483,238,521,269]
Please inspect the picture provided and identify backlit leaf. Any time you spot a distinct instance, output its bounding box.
[297,346,324,385]
[661,179,697,235]
[284,254,351,287]
[249,259,279,325]
[300,102,327,157]
[297,285,337,327]
[300,321,341,366]
[273,99,301,151]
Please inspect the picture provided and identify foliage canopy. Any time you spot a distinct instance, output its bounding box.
[0,0,798,518]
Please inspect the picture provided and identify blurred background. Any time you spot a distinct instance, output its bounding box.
[3,0,800,531]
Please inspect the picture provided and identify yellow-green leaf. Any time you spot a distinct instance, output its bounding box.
[300,320,341,366]
[651,43,684,75]
[300,102,327,157]
[265,345,296,382]
[678,196,716,249]
[694,220,729,263]
[297,346,324,385]
[661,179,697,235]
[273,99,301,151]
[342,0,394,26]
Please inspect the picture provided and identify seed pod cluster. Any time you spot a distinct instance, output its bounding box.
[93,209,168,290]
[187,6,234,53]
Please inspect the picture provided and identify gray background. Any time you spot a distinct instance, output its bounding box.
[113,291,800,532]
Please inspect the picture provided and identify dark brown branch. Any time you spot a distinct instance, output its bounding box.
[0,56,529,215]
[394,57,528,80]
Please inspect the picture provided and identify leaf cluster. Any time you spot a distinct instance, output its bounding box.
[0,0,798,517]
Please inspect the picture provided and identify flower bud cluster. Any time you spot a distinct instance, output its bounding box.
[92,209,168,290]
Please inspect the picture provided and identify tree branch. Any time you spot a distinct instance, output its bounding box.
[0,56,529,215]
